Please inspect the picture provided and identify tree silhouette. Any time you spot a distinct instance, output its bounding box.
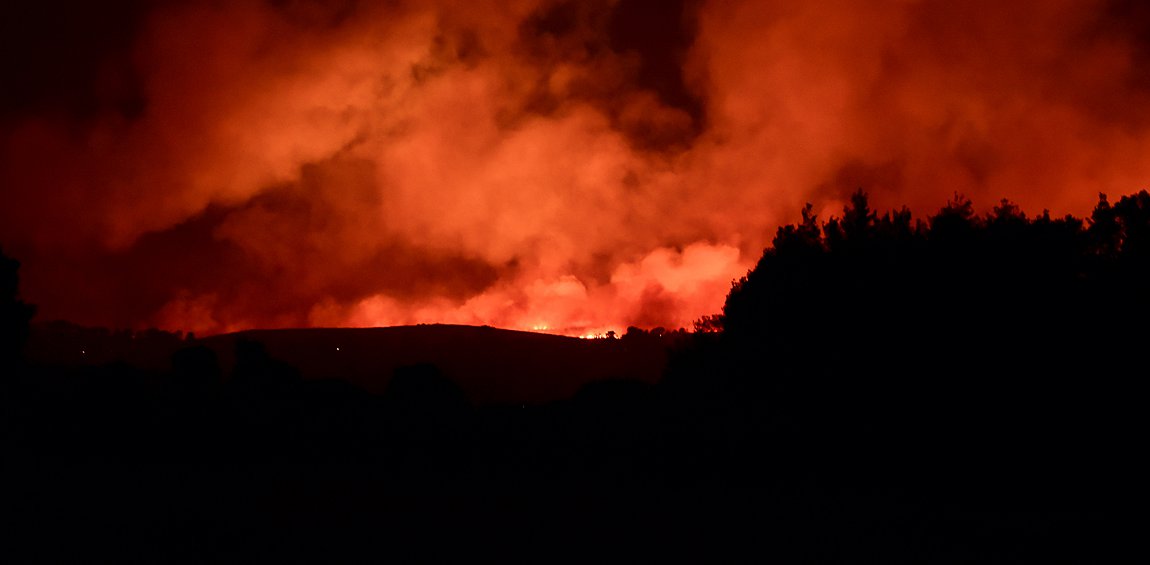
[693,190,1147,515]
[1,247,35,375]
[5,191,1145,562]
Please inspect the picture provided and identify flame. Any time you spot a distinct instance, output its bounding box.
[2,1,1149,335]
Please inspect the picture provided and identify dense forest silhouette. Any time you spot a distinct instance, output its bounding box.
[2,192,1144,561]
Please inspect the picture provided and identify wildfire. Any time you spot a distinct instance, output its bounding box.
[3,1,1147,335]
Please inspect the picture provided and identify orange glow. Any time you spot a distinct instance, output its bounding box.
[2,1,1149,335]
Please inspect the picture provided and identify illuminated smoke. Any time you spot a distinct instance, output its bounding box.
[2,0,1149,335]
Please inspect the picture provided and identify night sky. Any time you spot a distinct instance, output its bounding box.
[3,0,1150,335]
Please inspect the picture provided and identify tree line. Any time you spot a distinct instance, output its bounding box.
[2,190,1144,561]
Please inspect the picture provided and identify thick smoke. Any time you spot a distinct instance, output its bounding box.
[2,0,1149,335]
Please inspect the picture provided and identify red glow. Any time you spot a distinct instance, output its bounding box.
[2,1,1148,335]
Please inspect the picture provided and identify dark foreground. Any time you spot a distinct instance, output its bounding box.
[3,192,1146,562]
[2,324,1134,562]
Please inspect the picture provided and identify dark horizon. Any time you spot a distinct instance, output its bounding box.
[4,190,1145,560]
[3,0,1148,561]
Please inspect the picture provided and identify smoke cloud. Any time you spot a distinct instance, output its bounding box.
[2,0,1149,335]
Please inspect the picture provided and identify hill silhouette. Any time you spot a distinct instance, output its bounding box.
[201,325,667,404]
[2,191,1144,561]
[23,322,668,405]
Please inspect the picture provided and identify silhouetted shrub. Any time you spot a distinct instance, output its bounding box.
[231,338,300,390]
[1,247,35,372]
[171,345,222,394]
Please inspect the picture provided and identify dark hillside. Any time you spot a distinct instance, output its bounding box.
[3,192,1145,562]
[23,323,668,405]
[200,325,666,404]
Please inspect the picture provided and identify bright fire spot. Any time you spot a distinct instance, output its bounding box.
[305,243,745,339]
[5,2,1150,341]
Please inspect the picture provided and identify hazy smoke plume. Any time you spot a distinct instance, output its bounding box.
[2,0,1149,335]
